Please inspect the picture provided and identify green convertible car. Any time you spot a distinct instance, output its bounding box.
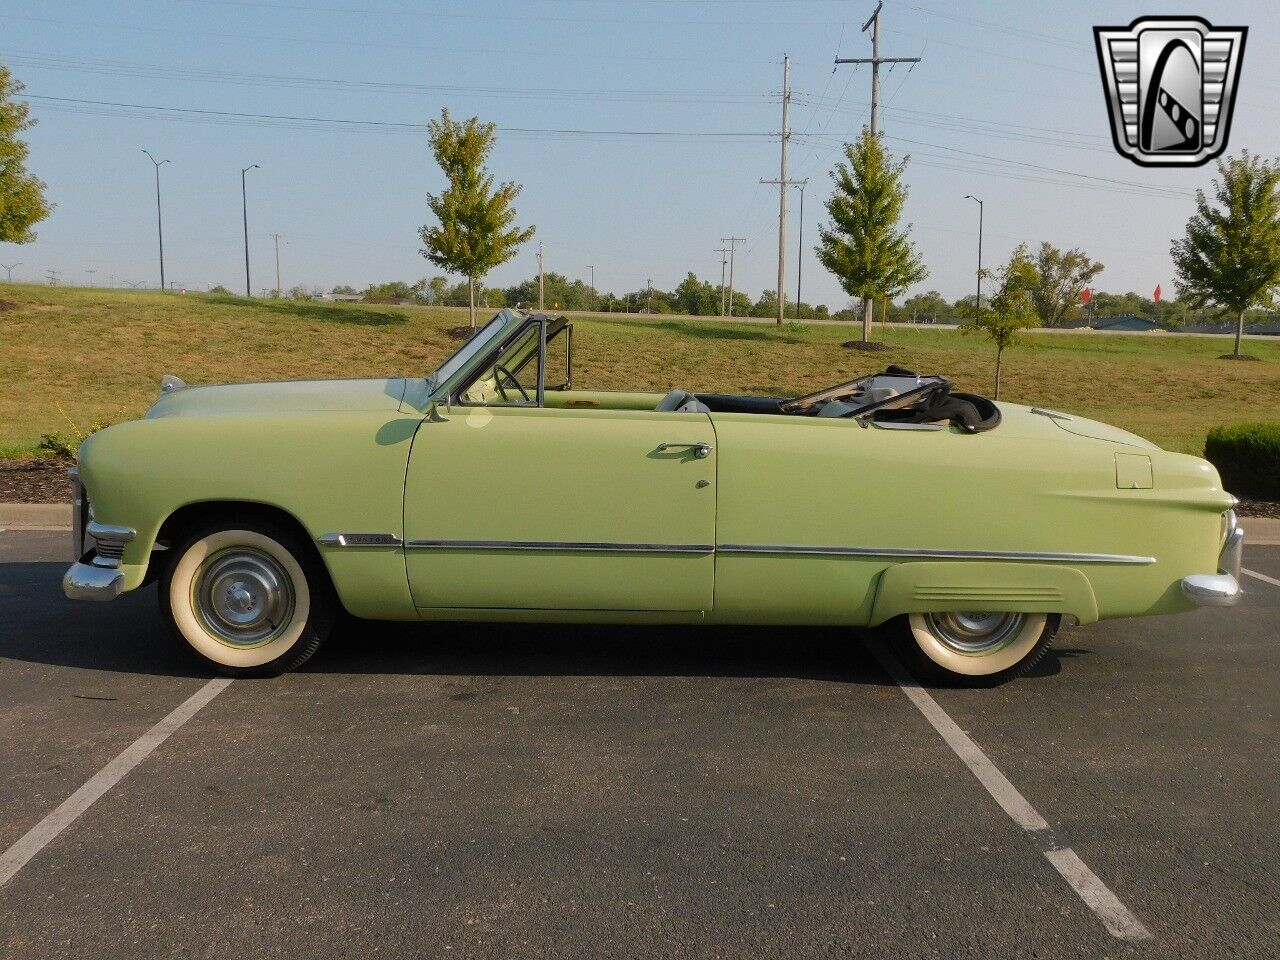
[65,309,1243,683]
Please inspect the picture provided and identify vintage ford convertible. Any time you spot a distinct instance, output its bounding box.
[65,309,1243,683]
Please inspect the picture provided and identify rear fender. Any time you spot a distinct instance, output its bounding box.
[868,561,1100,626]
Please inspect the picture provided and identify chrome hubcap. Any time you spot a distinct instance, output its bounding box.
[194,548,294,648]
[924,611,1026,655]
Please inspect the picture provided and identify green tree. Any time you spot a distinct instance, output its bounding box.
[962,244,1039,399]
[1031,242,1104,327]
[419,108,535,328]
[816,128,927,343]
[900,289,949,323]
[503,272,596,311]
[673,272,719,316]
[0,64,52,243]
[1171,150,1280,357]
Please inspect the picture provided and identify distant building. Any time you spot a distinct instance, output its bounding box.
[1091,314,1168,332]
[318,293,362,302]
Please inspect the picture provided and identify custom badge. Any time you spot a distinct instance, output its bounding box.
[1094,16,1247,167]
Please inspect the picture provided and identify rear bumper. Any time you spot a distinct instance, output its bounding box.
[63,556,126,601]
[1180,513,1245,607]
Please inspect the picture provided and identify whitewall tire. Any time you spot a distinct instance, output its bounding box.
[895,611,1060,686]
[160,522,334,676]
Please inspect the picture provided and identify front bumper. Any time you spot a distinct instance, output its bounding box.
[1180,512,1244,607]
[63,555,126,601]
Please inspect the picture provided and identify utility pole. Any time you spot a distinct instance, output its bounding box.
[537,242,545,311]
[720,236,745,317]
[1,263,20,282]
[964,195,984,311]
[759,55,803,326]
[834,2,921,137]
[646,277,653,313]
[714,247,730,316]
[241,164,259,296]
[142,150,170,292]
[46,269,60,286]
[86,268,97,287]
[794,181,808,319]
[273,232,286,296]
[587,264,595,307]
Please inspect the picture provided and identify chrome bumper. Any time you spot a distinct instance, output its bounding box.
[1180,512,1245,607]
[63,556,125,601]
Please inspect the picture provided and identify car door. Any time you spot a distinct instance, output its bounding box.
[403,404,717,612]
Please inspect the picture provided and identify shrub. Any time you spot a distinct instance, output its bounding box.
[38,405,128,461]
[1204,421,1280,500]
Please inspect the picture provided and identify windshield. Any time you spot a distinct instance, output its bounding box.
[426,315,506,390]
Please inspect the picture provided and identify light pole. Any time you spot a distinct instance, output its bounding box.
[241,164,259,296]
[964,194,984,312]
[142,150,170,291]
[587,264,595,308]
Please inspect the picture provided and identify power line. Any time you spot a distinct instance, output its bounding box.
[18,94,778,141]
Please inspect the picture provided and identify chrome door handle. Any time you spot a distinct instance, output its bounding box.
[658,441,713,459]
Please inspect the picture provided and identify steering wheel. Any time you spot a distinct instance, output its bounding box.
[493,363,530,403]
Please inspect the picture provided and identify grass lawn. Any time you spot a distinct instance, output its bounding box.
[1,283,1277,457]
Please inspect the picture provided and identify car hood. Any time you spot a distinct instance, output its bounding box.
[147,377,409,419]
[994,403,1158,449]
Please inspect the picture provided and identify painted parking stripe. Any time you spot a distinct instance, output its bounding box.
[1243,567,1280,589]
[0,678,231,888]
[868,639,1153,942]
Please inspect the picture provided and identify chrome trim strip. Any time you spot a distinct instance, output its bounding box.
[1030,407,1074,421]
[318,533,403,548]
[715,544,1157,564]
[1220,511,1244,581]
[405,539,714,555]
[70,466,85,562]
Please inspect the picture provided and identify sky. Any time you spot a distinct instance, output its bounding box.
[2,0,1277,309]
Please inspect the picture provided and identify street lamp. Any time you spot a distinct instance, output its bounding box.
[241,164,260,296]
[964,194,984,312]
[142,150,170,291]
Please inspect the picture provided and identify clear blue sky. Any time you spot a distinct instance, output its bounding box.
[3,0,1277,307]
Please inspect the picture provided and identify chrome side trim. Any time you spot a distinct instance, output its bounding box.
[87,521,136,544]
[715,544,1157,565]
[318,533,403,548]
[1181,573,1242,607]
[63,561,125,602]
[70,466,86,562]
[1030,407,1074,420]
[405,540,714,555]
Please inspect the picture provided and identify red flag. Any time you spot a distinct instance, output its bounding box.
[1153,284,1162,303]
[1081,287,1092,304]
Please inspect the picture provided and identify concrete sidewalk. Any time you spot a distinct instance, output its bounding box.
[5,502,1278,544]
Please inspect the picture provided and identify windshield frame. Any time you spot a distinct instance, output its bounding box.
[424,313,509,394]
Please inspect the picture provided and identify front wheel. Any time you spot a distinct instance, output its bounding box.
[893,611,1060,686]
[159,522,335,677]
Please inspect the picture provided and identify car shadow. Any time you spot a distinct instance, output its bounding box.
[3,561,1079,689]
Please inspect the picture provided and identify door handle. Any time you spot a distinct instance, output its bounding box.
[657,441,713,459]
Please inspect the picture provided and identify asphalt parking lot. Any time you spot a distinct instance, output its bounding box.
[1,528,1277,959]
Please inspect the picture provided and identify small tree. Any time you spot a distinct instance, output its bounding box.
[1031,242,1104,327]
[0,63,52,243]
[419,108,534,327]
[816,128,927,343]
[962,244,1039,399]
[1171,150,1280,358]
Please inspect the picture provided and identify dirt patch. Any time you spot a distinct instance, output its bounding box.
[842,340,892,352]
[0,458,72,504]
[1218,354,1263,361]
[447,325,478,340]
[1236,497,1280,519]
[0,299,18,313]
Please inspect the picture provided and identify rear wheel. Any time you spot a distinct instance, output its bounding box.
[159,522,334,677]
[894,611,1060,686]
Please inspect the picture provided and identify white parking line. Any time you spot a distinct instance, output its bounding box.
[1243,567,1280,589]
[0,678,232,889]
[868,639,1153,942]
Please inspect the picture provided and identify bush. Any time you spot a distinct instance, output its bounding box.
[38,405,128,462]
[1204,421,1280,500]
